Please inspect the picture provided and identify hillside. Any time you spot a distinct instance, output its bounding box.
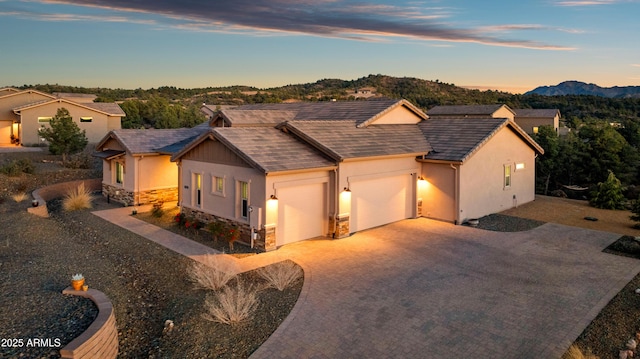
[526,81,640,98]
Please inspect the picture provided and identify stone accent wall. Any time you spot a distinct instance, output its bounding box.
[336,214,350,238]
[264,224,276,251]
[60,287,118,359]
[182,207,266,251]
[102,184,177,206]
[417,198,423,217]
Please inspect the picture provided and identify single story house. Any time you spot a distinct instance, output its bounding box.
[169,99,543,251]
[512,108,561,135]
[427,104,515,120]
[0,88,124,145]
[94,123,209,205]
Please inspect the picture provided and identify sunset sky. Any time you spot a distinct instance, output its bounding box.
[1,0,638,93]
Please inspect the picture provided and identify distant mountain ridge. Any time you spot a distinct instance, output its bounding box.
[526,81,640,98]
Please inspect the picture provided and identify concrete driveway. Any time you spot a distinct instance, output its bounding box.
[248,218,640,358]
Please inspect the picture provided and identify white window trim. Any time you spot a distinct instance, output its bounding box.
[192,172,203,208]
[504,164,512,189]
[211,174,226,197]
[114,161,125,186]
[235,178,251,221]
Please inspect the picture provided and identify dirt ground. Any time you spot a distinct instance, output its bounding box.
[500,195,640,237]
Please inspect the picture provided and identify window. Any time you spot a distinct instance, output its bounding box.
[515,163,525,171]
[38,117,51,123]
[240,181,249,219]
[80,117,93,123]
[504,164,512,188]
[194,173,202,207]
[212,175,224,195]
[533,126,539,134]
[115,162,124,185]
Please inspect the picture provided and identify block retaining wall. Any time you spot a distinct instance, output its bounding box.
[28,179,102,217]
[60,287,118,359]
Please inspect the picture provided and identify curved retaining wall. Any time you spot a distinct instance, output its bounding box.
[27,178,102,217]
[60,287,118,359]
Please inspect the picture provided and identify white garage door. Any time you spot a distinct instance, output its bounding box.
[277,182,327,246]
[351,175,413,232]
[0,121,12,144]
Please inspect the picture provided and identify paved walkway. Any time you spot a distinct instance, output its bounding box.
[92,207,640,358]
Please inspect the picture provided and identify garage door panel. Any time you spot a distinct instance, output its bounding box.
[277,182,327,246]
[351,175,412,232]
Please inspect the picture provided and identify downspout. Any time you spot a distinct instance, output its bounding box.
[333,168,339,238]
[450,163,459,225]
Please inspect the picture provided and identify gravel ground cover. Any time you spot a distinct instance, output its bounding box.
[0,150,301,358]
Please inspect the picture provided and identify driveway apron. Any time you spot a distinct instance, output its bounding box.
[249,218,640,359]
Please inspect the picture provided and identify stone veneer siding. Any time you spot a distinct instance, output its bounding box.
[182,207,270,251]
[335,214,350,238]
[102,184,178,206]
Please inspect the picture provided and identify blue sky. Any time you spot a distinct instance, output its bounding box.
[0,0,638,93]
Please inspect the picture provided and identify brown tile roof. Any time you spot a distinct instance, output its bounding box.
[418,118,543,162]
[427,104,510,116]
[205,127,336,173]
[98,125,208,155]
[282,121,432,161]
[513,108,560,118]
[219,99,423,127]
[84,103,126,116]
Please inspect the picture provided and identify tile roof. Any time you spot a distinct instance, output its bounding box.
[223,99,408,126]
[84,103,126,116]
[418,118,510,162]
[102,124,209,155]
[211,127,336,173]
[427,104,509,116]
[513,108,560,118]
[282,121,432,161]
[220,110,298,126]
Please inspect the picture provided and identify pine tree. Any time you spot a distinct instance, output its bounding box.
[38,108,88,161]
[589,170,625,209]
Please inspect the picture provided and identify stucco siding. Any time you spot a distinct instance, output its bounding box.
[369,105,422,125]
[180,159,265,223]
[458,128,536,222]
[19,102,116,145]
[493,108,515,120]
[137,155,177,191]
[515,117,559,135]
[420,162,457,222]
[0,92,52,122]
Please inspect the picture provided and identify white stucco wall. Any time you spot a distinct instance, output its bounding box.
[368,105,423,125]
[137,155,178,191]
[457,128,536,223]
[419,162,457,222]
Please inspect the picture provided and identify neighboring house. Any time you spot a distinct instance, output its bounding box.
[513,108,561,135]
[0,88,124,145]
[94,123,209,205]
[200,104,236,120]
[168,99,543,251]
[427,104,515,120]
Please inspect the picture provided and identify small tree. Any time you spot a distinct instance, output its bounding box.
[630,197,640,227]
[589,170,625,209]
[39,108,88,161]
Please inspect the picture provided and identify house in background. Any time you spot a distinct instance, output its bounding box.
[94,123,209,205]
[427,104,515,120]
[169,99,542,251]
[0,88,124,145]
[512,108,561,135]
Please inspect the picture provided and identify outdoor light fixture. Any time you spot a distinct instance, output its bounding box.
[270,194,278,200]
[343,187,350,192]
[418,176,426,181]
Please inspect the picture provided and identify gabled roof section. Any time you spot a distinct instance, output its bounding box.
[513,108,560,118]
[172,127,336,174]
[219,99,413,127]
[12,98,124,116]
[217,109,298,127]
[1,89,56,100]
[281,120,432,161]
[427,104,514,117]
[418,118,543,163]
[0,87,20,95]
[97,125,208,155]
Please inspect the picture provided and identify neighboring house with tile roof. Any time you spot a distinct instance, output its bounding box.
[169,99,542,251]
[0,88,124,145]
[427,104,515,120]
[94,123,209,205]
[513,108,561,135]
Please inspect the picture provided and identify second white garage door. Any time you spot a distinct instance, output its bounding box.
[351,175,413,232]
[277,182,327,246]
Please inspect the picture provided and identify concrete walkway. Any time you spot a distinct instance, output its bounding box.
[92,207,640,358]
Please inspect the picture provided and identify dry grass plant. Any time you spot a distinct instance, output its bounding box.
[188,254,240,290]
[257,260,303,291]
[563,345,599,359]
[11,192,26,203]
[202,279,259,325]
[62,183,93,211]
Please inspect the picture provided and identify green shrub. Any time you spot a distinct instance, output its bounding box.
[151,201,165,218]
[0,159,34,177]
[63,152,92,169]
[589,170,625,210]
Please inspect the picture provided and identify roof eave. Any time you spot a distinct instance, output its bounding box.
[265,165,338,176]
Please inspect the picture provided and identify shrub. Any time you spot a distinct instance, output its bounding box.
[0,159,34,177]
[62,183,93,211]
[202,280,259,325]
[63,152,92,169]
[590,170,625,210]
[563,344,598,359]
[208,220,224,241]
[11,192,26,203]
[174,212,186,226]
[151,201,165,218]
[188,255,239,290]
[257,260,303,291]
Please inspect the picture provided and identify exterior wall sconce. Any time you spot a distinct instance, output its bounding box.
[418,176,426,181]
[270,194,278,200]
[343,187,350,192]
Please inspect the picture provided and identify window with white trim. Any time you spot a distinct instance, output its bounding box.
[80,117,93,123]
[194,173,202,207]
[239,181,249,219]
[115,161,124,185]
[504,164,512,189]
[38,117,52,123]
[212,175,225,196]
